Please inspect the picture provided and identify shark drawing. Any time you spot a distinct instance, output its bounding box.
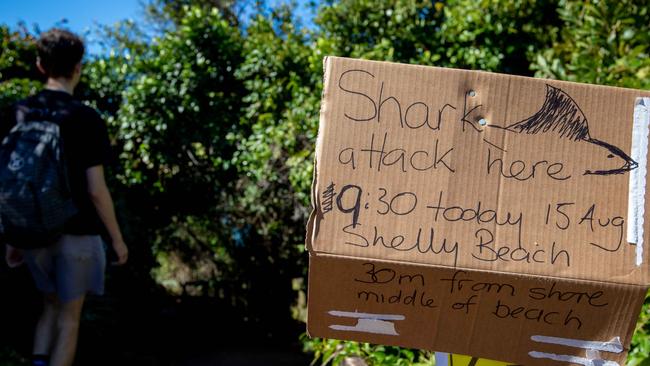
[482,84,637,176]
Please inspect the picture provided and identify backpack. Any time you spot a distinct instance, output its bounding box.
[0,105,77,249]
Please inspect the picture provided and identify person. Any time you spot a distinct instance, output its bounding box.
[1,29,128,366]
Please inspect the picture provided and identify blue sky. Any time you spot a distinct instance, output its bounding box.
[0,0,143,54]
[0,0,316,55]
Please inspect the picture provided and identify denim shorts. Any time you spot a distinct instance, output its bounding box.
[24,235,106,302]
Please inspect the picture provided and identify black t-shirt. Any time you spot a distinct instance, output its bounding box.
[0,89,112,236]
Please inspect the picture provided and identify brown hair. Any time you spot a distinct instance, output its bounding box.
[36,28,85,78]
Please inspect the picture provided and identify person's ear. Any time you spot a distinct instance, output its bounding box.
[73,62,82,81]
[70,62,82,86]
[36,57,47,76]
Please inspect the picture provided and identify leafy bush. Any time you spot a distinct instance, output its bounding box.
[0,348,28,366]
[302,336,435,366]
[2,0,650,364]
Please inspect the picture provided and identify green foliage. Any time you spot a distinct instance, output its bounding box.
[231,7,316,244]
[2,0,650,364]
[315,0,444,63]
[0,348,28,366]
[78,20,148,116]
[439,0,560,73]
[146,0,238,27]
[115,6,242,192]
[101,7,253,312]
[302,337,435,366]
[0,78,41,110]
[150,214,232,296]
[314,0,559,74]
[0,25,41,109]
[630,292,650,366]
[533,0,650,89]
[0,25,40,81]
[99,5,307,328]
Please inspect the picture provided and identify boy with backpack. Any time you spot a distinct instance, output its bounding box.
[1,29,127,366]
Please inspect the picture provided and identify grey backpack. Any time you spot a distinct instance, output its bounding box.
[0,106,77,249]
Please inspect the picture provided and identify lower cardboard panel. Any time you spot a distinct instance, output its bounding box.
[307,253,647,366]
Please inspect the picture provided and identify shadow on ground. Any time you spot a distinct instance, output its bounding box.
[1,262,312,366]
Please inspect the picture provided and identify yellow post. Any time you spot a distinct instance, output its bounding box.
[435,352,522,366]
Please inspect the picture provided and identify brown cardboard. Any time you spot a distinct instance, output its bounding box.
[306,56,650,365]
[308,254,645,366]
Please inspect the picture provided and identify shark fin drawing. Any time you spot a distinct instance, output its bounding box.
[489,84,637,175]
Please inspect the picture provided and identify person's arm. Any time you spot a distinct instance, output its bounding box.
[86,165,128,265]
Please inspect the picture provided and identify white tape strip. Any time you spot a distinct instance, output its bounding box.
[628,97,650,266]
[329,319,400,335]
[529,351,619,366]
[328,310,405,336]
[531,335,623,353]
[586,349,601,361]
[328,311,405,320]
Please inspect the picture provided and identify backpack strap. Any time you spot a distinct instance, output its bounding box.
[16,105,59,125]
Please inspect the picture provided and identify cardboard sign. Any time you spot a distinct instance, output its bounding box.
[306,57,650,366]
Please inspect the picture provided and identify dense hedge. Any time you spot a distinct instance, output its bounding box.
[1,0,649,364]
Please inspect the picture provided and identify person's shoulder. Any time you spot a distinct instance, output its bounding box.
[16,90,78,115]
[62,97,105,126]
[0,97,28,128]
[11,93,40,111]
[76,102,102,118]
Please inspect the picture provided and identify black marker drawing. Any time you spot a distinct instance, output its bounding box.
[321,182,336,215]
[483,84,637,176]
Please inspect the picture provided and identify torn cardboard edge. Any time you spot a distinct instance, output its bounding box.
[303,56,333,254]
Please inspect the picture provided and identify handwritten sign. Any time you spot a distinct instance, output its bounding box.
[310,57,650,284]
[308,255,643,366]
[306,57,650,366]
